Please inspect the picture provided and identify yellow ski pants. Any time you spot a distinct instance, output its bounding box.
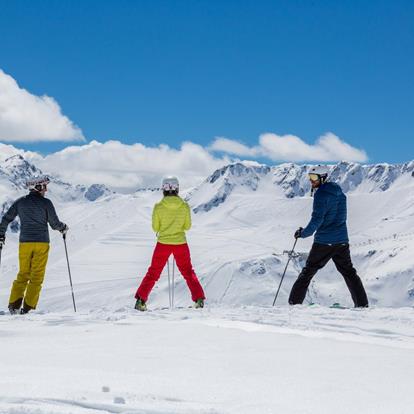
[9,242,50,309]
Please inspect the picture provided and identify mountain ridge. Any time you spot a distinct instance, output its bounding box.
[187,160,414,213]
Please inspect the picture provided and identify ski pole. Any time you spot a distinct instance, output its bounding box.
[0,244,3,271]
[272,238,298,306]
[172,258,175,308]
[167,259,172,309]
[63,234,77,312]
[167,258,176,309]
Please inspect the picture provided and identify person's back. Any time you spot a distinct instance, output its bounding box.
[152,196,191,245]
[310,182,348,244]
[9,192,64,243]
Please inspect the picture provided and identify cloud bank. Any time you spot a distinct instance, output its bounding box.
[27,140,231,192]
[0,69,84,142]
[211,132,368,163]
[2,131,368,193]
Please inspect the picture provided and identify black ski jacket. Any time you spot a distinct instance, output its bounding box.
[0,192,66,243]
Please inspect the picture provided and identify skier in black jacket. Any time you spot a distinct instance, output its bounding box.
[0,176,68,314]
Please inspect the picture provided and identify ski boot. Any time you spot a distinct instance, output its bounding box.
[20,306,31,315]
[8,298,22,315]
[134,297,147,312]
[8,306,19,315]
[194,298,204,309]
[18,301,32,315]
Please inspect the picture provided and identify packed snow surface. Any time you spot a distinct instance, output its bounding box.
[1,152,414,412]
[0,306,414,414]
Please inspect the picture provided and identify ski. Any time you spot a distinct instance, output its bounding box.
[136,305,204,313]
[330,303,348,309]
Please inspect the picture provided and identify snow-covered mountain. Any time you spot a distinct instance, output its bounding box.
[187,160,414,212]
[1,152,414,310]
[0,153,113,203]
[0,153,114,235]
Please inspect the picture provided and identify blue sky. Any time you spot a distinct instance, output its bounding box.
[0,0,413,163]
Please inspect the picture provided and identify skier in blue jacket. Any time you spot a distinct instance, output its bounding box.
[289,165,368,307]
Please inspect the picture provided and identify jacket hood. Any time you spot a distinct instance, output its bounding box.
[318,182,342,196]
[160,196,186,210]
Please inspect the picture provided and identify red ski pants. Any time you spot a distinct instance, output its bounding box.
[135,242,205,302]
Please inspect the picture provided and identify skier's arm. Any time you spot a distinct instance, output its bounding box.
[300,193,327,238]
[183,203,192,231]
[46,200,66,231]
[152,206,160,233]
[0,201,18,237]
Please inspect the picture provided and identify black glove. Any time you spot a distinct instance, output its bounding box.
[60,224,69,236]
[0,235,5,247]
[294,227,303,239]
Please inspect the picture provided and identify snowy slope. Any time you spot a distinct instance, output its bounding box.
[1,155,414,310]
[0,306,414,414]
[1,152,414,413]
[185,161,414,308]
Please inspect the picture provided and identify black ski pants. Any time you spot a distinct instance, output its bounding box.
[288,242,369,307]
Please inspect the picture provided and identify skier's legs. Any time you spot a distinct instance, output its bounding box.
[332,244,369,307]
[24,242,50,310]
[172,243,205,301]
[288,243,333,304]
[9,243,34,308]
[136,243,172,302]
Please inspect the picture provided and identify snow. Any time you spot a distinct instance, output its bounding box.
[1,154,414,412]
[0,306,413,413]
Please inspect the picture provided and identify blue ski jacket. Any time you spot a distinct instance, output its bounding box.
[300,182,349,244]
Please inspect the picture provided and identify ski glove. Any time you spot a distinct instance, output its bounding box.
[294,227,303,239]
[60,224,69,235]
[0,235,5,247]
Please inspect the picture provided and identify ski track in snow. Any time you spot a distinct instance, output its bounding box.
[0,397,220,414]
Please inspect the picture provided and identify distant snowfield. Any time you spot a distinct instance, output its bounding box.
[0,306,414,414]
[1,157,414,412]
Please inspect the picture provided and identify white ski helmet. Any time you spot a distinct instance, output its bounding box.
[308,165,329,181]
[26,175,50,191]
[161,176,179,191]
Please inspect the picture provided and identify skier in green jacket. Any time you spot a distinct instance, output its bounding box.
[134,176,205,311]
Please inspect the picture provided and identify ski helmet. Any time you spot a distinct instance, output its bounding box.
[308,165,329,183]
[161,176,179,191]
[26,175,50,192]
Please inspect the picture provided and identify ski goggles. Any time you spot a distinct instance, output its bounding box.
[308,173,320,182]
[35,184,48,191]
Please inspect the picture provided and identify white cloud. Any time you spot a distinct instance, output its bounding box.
[0,69,84,142]
[0,142,38,162]
[2,132,368,193]
[28,140,231,192]
[259,132,368,162]
[209,137,259,157]
[211,132,368,162]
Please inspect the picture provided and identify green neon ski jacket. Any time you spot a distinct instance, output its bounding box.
[152,196,191,245]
